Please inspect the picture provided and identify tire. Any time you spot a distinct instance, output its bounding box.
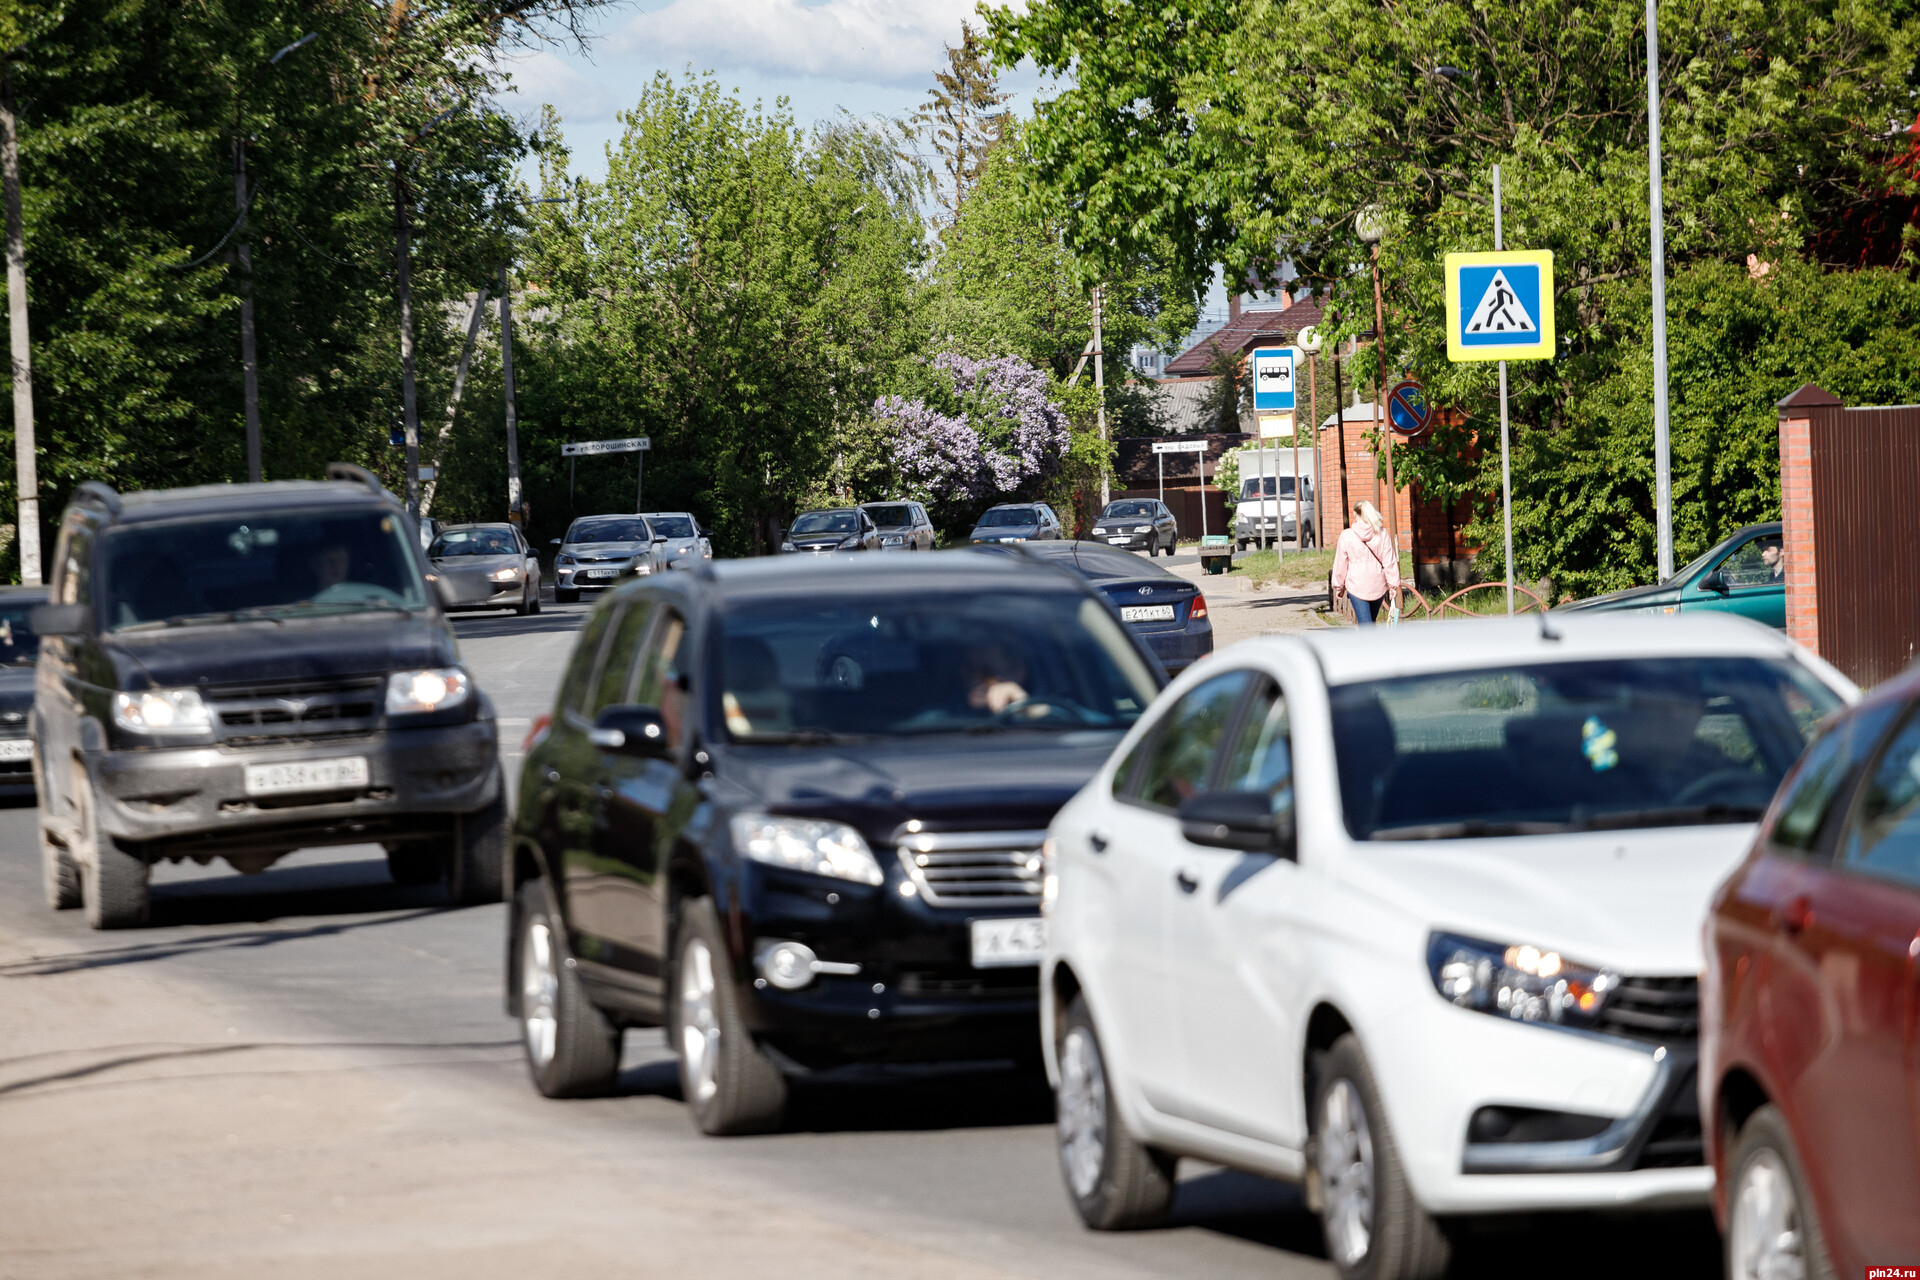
[555,587,580,604]
[1311,1035,1450,1280]
[1726,1104,1834,1280]
[672,897,788,1135]
[514,583,532,616]
[516,878,622,1098]
[384,842,443,886]
[1056,995,1174,1230]
[1237,539,1248,552]
[41,823,80,910]
[529,585,542,615]
[73,764,149,930]
[448,774,507,905]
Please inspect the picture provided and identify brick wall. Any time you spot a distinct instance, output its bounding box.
[1777,407,1820,653]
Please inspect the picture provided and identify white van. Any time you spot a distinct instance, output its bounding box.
[1235,473,1315,550]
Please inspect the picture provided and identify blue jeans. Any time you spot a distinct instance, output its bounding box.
[1352,595,1386,626]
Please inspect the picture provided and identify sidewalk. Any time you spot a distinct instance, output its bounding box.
[1169,556,1342,649]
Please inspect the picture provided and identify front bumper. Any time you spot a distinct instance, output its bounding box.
[446,582,526,609]
[1092,530,1156,549]
[556,564,643,590]
[87,719,500,854]
[1236,515,1305,540]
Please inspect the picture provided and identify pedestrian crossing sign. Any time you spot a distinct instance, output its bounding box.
[1445,250,1554,362]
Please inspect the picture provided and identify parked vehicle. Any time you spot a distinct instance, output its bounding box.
[639,511,713,568]
[968,503,1063,545]
[30,467,508,929]
[1040,614,1851,1280]
[1558,522,1784,629]
[428,522,542,615]
[0,586,46,797]
[1703,663,1920,1280]
[1088,500,1178,557]
[551,515,669,603]
[971,541,1212,675]
[1234,474,1315,550]
[778,507,879,555]
[859,501,935,552]
[505,552,1164,1134]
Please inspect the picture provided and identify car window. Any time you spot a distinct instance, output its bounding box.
[590,600,655,715]
[1771,702,1902,857]
[560,602,624,718]
[430,528,516,557]
[1222,679,1291,800]
[1714,534,1784,591]
[1836,706,1920,889]
[647,515,696,539]
[631,609,686,706]
[567,518,651,544]
[1136,670,1256,812]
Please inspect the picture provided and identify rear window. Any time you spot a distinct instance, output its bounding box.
[1329,657,1841,840]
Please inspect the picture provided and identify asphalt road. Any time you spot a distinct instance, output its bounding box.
[0,590,1723,1278]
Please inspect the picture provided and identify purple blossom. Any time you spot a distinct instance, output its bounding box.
[871,356,1070,522]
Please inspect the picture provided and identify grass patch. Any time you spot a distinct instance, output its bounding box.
[1230,545,1415,592]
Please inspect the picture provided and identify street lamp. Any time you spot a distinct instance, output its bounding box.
[1355,207,1399,563]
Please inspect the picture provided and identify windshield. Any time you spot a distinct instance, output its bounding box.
[863,505,914,527]
[430,528,517,558]
[101,510,427,631]
[566,518,651,545]
[977,508,1036,528]
[647,515,696,538]
[792,511,858,535]
[716,592,1158,742]
[1330,657,1841,840]
[1102,501,1155,519]
[1240,477,1298,499]
[0,601,39,665]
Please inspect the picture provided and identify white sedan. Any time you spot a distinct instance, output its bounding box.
[1039,613,1853,1280]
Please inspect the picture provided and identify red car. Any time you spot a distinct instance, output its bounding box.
[1703,665,1920,1279]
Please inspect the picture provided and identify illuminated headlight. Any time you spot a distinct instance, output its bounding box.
[112,688,211,735]
[1427,932,1617,1029]
[1040,836,1058,912]
[730,814,884,884]
[489,566,521,581]
[634,562,652,575]
[385,667,472,716]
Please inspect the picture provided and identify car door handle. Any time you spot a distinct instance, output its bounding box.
[1175,871,1199,895]
[1771,896,1814,935]
[1087,830,1109,854]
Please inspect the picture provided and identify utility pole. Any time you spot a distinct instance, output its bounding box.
[1646,0,1674,579]
[1,61,38,584]
[1092,284,1108,507]
[235,133,262,483]
[500,266,522,524]
[1332,349,1351,525]
[1371,244,1397,550]
[394,161,421,517]
[419,284,490,518]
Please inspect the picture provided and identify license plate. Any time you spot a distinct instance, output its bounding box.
[585,569,620,579]
[1107,536,1132,544]
[243,757,369,797]
[971,917,1048,968]
[0,739,30,762]
[1121,604,1176,622]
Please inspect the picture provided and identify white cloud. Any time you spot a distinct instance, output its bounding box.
[498,48,624,122]
[612,0,991,88]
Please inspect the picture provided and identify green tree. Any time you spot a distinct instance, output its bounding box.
[915,22,1010,223]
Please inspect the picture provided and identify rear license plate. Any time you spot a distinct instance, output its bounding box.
[1121,604,1176,622]
[0,739,30,762]
[585,569,620,579]
[243,757,369,797]
[971,917,1048,968]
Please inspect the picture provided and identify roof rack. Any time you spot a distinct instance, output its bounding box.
[73,480,122,517]
[325,462,385,496]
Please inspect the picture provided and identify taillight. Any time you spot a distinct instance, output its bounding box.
[1190,593,1208,620]
[522,713,551,754]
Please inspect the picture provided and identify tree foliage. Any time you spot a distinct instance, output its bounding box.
[914,23,1010,223]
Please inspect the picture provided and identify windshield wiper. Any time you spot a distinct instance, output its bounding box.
[1570,804,1766,832]
[1369,819,1575,841]
[734,729,876,745]
[118,609,288,631]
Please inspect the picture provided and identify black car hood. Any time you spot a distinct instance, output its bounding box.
[0,663,33,711]
[712,732,1120,840]
[791,534,852,548]
[105,613,457,691]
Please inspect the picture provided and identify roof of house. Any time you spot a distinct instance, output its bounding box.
[1162,296,1348,378]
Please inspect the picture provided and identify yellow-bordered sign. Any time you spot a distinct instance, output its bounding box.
[1444,250,1555,362]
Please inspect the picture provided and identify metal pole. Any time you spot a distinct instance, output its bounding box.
[394,163,420,517]
[1372,245,1396,560]
[1,66,41,585]
[1258,441,1267,554]
[1495,165,1515,615]
[1198,447,1207,540]
[1300,352,1312,550]
[499,267,522,523]
[1157,453,1163,510]
[636,450,644,513]
[235,134,262,483]
[1646,0,1674,580]
[1333,353,1351,526]
[1093,285,1109,507]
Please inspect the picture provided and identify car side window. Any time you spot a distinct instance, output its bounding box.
[1716,534,1783,591]
[1222,679,1292,802]
[1134,670,1256,811]
[560,602,624,718]
[630,609,686,706]
[1837,706,1920,891]
[590,600,655,714]
[1770,703,1901,857]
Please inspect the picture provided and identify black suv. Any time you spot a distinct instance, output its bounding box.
[506,553,1163,1132]
[31,467,506,928]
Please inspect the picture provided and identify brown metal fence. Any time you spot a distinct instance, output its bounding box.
[1808,402,1920,685]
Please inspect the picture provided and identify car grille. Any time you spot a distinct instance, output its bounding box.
[1595,975,1699,1046]
[894,829,1047,908]
[207,677,383,744]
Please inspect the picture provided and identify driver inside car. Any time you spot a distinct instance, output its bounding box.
[964,642,1030,716]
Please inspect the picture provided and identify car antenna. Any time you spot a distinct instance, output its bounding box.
[1536,599,1562,642]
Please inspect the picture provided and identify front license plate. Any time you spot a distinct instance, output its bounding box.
[971,917,1048,968]
[1107,536,1132,544]
[1121,604,1176,622]
[585,569,620,579]
[243,757,370,797]
[0,739,30,762]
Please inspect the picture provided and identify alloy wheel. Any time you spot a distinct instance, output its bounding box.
[521,917,559,1068]
[1057,1025,1108,1199]
[1319,1078,1377,1269]
[679,936,722,1105]
[1729,1148,1808,1280]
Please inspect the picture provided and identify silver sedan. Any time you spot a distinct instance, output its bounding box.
[427,523,542,615]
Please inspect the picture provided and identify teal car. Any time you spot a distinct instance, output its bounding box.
[1557,521,1785,629]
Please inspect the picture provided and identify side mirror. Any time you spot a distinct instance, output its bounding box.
[1701,571,1729,595]
[1177,789,1297,861]
[652,535,668,544]
[588,704,673,758]
[549,539,562,548]
[29,602,90,638]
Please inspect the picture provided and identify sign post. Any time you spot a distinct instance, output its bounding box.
[561,436,652,514]
[1152,439,1208,542]
[1445,174,1554,613]
[1300,327,1324,552]
[1251,347,1297,558]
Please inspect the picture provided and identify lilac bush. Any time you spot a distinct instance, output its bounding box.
[872,355,1070,524]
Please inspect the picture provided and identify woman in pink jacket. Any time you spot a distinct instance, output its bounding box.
[1330,500,1401,627]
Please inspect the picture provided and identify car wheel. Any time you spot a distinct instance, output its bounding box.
[515,582,532,616]
[73,763,149,930]
[41,822,80,910]
[384,841,443,886]
[555,587,580,604]
[1727,1104,1834,1280]
[448,772,507,905]
[672,897,787,1135]
[1056,995,1174,1230]
[1312,1035,1450,1280]
[516,878,622,1098]
[529,583,542,615]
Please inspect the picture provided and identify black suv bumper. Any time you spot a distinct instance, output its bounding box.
[88,719,499,855]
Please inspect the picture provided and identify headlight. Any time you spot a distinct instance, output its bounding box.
[1132,525,1150,532]
[489,566,520,581]
[881,535,904,545]
[634,563,652,575]
[1427,932,1618,1029]
[113,688,211,735]
[838,536,863,549]
[729,814,884,885]
[556,553,575,565]
[780,541,796,552]
[386,667,471,716]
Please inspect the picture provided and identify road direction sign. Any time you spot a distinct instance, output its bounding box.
[1152,439,1208,454]
[1444,251,1555,362]
[1386,380,1432,437]
[1250,347,1296,411]
[561,436,650,457]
